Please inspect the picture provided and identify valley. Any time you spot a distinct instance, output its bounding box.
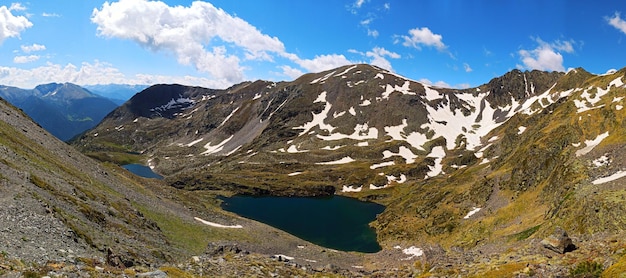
[2,64,626,276]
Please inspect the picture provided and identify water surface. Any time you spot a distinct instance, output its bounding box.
[220,195,384,253]
[122,164,163,179]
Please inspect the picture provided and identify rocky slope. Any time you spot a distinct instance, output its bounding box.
[0,83,118,141]
[0,97,367,277]
[72,63,626,276]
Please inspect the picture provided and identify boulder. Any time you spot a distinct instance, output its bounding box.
[136,270,167,278]
[540,227,576,254]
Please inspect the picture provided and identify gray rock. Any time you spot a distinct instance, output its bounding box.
[540,227,576,254]
[136,270,168,278]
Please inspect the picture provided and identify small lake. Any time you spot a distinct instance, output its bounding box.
[122,164,163,179]
[220,195,385,253]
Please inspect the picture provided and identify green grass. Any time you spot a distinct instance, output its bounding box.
[510,224,541,241]
[133,203,249,254]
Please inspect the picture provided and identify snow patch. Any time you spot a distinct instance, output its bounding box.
[424,85,441,101]
[273,254,294,261]
[381,81,415,100]
[382,146,418,164]
[315,157,355,165]
[186,138,204,147]
[334,65,358,77]
[370,161,395,169]
[333,111,346,118]
[194,217,242,229]
[394,246,424,260]
[287,145,309,153]
[592,171,626,185]
[463,207,481,219]
[310,71,336,84]
[592,155,610,167]
[219,107,239,127]
[575,132,609,157]
[425,146,446,178]
[293,91,335,136]
[287,172,303,176]
[342,185,363,192]
[201,135,233,155]
[151,96,194,113]
[517,126,527,134]
[317,123,378,141]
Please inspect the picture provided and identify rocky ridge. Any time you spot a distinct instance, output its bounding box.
[73,64,626,276]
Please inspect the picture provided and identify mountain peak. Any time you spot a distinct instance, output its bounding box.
[34,82,99,100]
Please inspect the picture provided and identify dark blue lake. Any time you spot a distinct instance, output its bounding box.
[122,164,163,179]
[220,195,385,253]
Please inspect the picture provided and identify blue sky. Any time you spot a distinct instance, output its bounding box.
[1,0,625,89]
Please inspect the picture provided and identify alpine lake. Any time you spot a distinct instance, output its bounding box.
[122,164,385,253]
[220,195,385,253]
[122,164,163,179]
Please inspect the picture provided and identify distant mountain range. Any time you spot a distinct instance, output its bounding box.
[83,84,149,105]
[0,83,119,141]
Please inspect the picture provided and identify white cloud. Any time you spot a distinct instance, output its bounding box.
[366,47,400,71]
[419,78,470,89]
[360,18,378,38]
[91,0,287,84]
[291,54,354,73]
[8,3,26,12]
[384,3,391,10]
[354,0,367,9]
[367,29,379,38]
[0,4,33,44]
[518,38,576,72]
[401,27,446,51]
[0,61,231,89]
[419,78,450,88]
[21,43,45,52]
[42,12,60,17]
[463,63,472,72]
[13,54,39,63]
[607,12,626,35]
[279,65,304,80]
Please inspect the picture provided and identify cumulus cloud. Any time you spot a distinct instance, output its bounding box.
[518,38,576,72]
[290,54,354,73]
[91,0,287,84]
[607,12,626,34]
[419,78,470,89]
[0,4,33,44]
[348,47,399,71]
[280,65,304,80]
[401,27,446,51]
[13,54,39,63]
[21,43,45,52]
[365,47,400,71]
[0,61,231,89]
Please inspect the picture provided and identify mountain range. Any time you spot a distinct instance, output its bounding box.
[83,84,149,105]
[73,63,626,275]
[0,83,119,141]
[2,64,626,276]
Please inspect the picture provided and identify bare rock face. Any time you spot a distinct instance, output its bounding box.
[540,227,576,254]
